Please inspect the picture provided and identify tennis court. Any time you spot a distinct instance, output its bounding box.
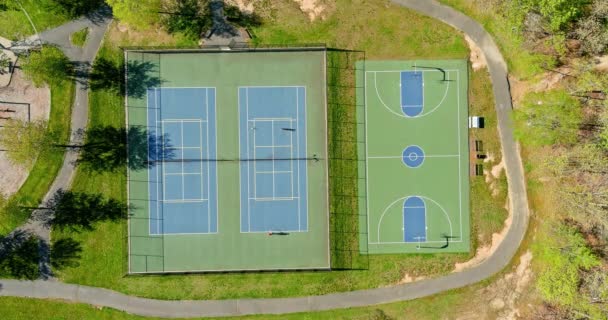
[358,60,470,254]
[126,48,329,273]
[238,86,308,233]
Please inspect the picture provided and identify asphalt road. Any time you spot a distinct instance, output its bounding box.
[0,1,530,318]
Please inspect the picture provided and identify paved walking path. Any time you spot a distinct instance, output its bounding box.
[0,9,112,278]
[0,1,529,318]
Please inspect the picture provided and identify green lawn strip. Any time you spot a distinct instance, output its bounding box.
[0,73,74,235]
[53,1,506,300]
[0,0,71,40]
[468,69,508,247]
[71,28,89,47]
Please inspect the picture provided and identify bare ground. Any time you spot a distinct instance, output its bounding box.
[453,197,512,273]
[0,66,50,197]
[465,34,487,71]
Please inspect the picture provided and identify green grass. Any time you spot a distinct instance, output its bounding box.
[71,28,89,47]
[468,69,508,246]
[437,0,554,79]
[0,0,71,40]
[53,1,506,300]
[0,67,74,235]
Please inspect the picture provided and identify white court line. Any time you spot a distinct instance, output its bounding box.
[364,71,371,245]
[161,199,208,203]
[367,69,459,73]
[368,155,460,159]
[159,119,206,123]
[205,88,210,232]
[181,120,185,200]
[401,105,423,108]
[246,88,251,232]
[250,197,299,201]
[255,170,293,174]
[199,121,204,202]
[255,145,293,148]
[368,241,464,244]
[271,120,275,198]
[296,88,300,230]
[248,118,295,122]
[457,69,463,240]
[164,172,203,176]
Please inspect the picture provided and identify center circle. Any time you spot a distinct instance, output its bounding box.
[402,145,424,168]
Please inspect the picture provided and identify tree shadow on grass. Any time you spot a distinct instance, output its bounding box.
[89,58,162,99]
[67,126,174,172]
[47,190,128,232]
[0,232,40,280]
[51,238,82,269]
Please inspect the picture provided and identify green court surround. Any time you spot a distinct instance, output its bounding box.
[126,49,330,273]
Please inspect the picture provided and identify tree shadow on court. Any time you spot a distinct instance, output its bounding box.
[89,58,162,99]
[0,232,40,280]
[51,238,82,269]
[69,126,175,172]
[47,189,128,232]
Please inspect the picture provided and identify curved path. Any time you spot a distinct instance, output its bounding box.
[0,1,529,318]
[0,9,112,278]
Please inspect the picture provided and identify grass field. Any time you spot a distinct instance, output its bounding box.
[0,0,71,40]
[0,58,74,235]
[71,28,89,47]
[52,0,507,300]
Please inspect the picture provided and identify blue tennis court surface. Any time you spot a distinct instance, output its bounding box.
[239,86,308,232]
[147,87,218,235]
[400,71,423,117]
[403,196,426,242]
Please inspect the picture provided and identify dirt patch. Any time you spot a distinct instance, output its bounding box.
[594,55,608,72]
[464,34,487,71]
[453,197,512,272]
[397,273,426,284]
[226,0,256,14]
[508,76,530,107]
[533,66,572,92]
[0,66,51,197]
[293,0,327,21]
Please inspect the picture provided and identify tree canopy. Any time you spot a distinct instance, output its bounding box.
[0,119,53,168]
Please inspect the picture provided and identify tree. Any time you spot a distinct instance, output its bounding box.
[573,0,608,55]
[106,0,162,30]
[0,119,53,168]
[49,0,105,17]
[535,224,599,308]
[21,47,71,87]
[162,0,212,39]
[533,0,587,31]
[513,89,582,146]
